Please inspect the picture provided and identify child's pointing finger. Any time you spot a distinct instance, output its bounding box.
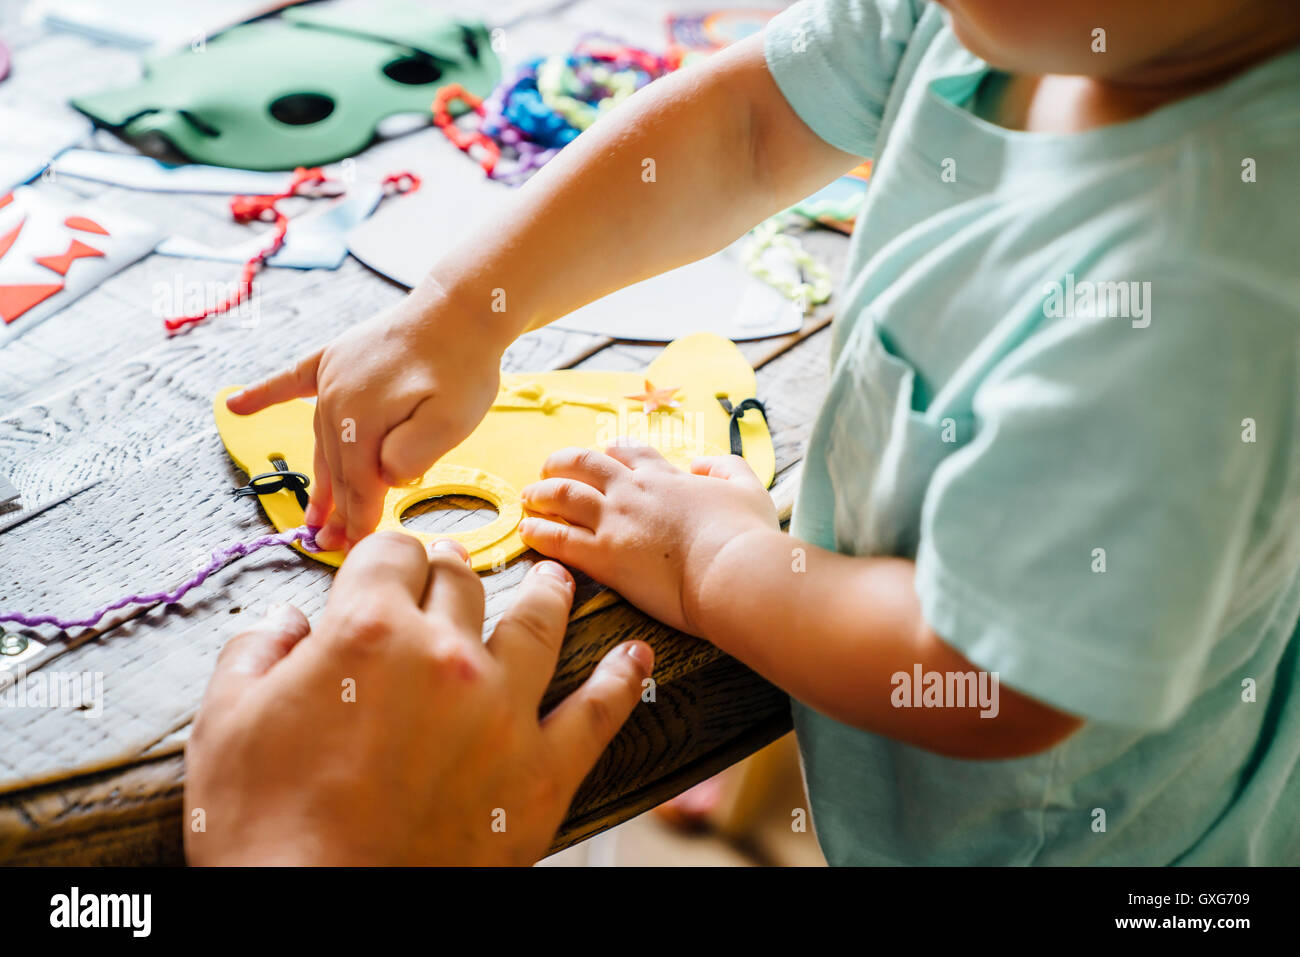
[226,349,323,415]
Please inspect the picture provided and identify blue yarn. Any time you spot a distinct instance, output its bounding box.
[505,82,581,148]
[479,49,662,158]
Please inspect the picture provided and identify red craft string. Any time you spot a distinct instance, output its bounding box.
[432,83,500,175]
[576,37,675,75]
[164,166,422,336]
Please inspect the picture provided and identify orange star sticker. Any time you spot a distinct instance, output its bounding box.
[626,380,681,413]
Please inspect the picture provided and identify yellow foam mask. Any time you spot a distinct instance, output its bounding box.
[213,333,775,570]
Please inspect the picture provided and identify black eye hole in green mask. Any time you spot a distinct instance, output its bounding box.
[268,92,336,126]
[382,52,444,86]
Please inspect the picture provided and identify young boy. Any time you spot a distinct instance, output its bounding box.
[229,0,1300,864]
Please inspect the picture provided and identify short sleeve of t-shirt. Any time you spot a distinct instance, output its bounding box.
[914,267,1299,731]
[763,0,926,158]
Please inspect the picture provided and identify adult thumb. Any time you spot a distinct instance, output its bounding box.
[203,603,311,708]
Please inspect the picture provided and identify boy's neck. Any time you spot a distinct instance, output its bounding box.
[1098,19,1300,113]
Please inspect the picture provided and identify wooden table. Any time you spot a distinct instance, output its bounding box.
[0,0,841,864]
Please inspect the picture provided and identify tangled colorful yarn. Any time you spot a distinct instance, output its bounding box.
[435,33,680,184]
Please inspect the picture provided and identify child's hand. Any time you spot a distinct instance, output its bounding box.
[225,295,506,551]
[519,445,779,635]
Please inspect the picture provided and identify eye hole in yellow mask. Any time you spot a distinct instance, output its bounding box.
[213,333,776,571]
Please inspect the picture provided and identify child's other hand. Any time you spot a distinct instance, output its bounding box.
[225,296,504,551]
[519,445,779,635]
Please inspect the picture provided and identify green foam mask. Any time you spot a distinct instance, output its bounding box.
[71,1,501,171]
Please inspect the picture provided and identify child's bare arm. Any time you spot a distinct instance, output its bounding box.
[689,528,1084,759]
[428,32,862,337]
[231,34,861,550]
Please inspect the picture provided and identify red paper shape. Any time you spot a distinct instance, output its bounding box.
[64,216,110,236]
[0,283,64,323]
[0,193,12,211]
[0,219,23,261]
[35,239,105,276]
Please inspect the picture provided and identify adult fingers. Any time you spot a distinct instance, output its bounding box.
[202,603,311,709]
[541,641,654,794]
[520,478,604,530]
[326,530,431,614]
[225,350,322,415]
[487,560,574,703]
[540,447,627,493]
[421,539,485,638]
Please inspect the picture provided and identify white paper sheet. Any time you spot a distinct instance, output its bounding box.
[52,150,292,195]
[35,0,301,51]
[158,183,383,269]
[0,107,92,194]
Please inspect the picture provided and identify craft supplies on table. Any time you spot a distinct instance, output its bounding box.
[0,334,773,630]
[0,187,162,344]
[214,332,775,570]
[791,161,872,234]
[161,167,419,334]
[432,33,678,185]
[743,215,834,311]
[44,150,416,327]
[665,8,780,52]
[0,0,833,861]
[158,182,386,271]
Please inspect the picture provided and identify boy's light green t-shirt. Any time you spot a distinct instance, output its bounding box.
[764,0,1300,864]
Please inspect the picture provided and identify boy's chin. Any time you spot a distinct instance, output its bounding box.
[943,9,1094,77]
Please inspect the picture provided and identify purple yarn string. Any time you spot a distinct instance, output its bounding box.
[488,143,558,184]
[0,526,321,631]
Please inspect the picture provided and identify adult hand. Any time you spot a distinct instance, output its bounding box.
[184,532,653,865]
